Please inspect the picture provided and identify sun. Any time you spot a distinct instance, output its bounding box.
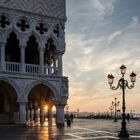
[44,105,48,111]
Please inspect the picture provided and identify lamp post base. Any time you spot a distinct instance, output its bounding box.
[118,130,129,137]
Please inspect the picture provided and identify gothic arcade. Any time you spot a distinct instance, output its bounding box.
[0,0,68,126]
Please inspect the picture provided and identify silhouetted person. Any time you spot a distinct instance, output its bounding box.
[70,113,74,123]
[127,113,130,122]
[67,114,71,126]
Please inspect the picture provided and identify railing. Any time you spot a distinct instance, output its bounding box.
[25,64,39,74]
[6,62,20,72]
[44,65,58,75]
[4,62,58,76]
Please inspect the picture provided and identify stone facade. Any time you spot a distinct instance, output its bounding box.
[0,0,66,19]
[0,0,68,126]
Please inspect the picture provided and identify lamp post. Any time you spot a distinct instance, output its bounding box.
[109,104,114,119]
[65,104,69,117]
[112,98,119,122]
[107,64,136,137]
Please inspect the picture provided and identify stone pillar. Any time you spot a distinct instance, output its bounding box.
[26,103,29,123]
[48,104,53,122]
[57,53,63,76]
[39,48,44,74]
[21,46,25,72]
[34,102,39,122]
[19,101,27,124]
[29,102,34,123]
[53,59,57,75]
[40,107,45,124]
[30,109,34,123]
[56,105,65,126]
[0,42,6,71]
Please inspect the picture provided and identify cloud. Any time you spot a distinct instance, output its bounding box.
[65,0,140,112]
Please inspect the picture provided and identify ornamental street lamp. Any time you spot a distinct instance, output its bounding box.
[112,98,119,122]
[107,64,136,137]
[109,104,114,118]
[65,104,69,116]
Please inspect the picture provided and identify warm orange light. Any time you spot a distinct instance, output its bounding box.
[44,105,48,111]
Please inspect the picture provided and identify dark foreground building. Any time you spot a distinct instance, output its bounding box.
[0,0,68,126]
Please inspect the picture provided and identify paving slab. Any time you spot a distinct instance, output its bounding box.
[0,119,140,140]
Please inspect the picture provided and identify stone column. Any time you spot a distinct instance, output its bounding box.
[26,103,29,123]
[0,42,6,71]
[56,105,65,126]
[40,107,45,124]
[57,53,63,76]
[48,104,53,122]
[39,48,44,74]
[19,101,27,124]
[34,102,39,122]
[53,59,57,75]
[30,109,34,123]
[20,46,25,72]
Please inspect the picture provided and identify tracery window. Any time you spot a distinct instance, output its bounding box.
[36,23,48,35]
[0,15,10,28]
[16,19,30,31]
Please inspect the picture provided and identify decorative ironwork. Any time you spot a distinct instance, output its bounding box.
[0,16,10,28]
[17,19,30,31]
[36,23,47,34]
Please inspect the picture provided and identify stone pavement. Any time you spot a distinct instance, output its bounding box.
[0,119,140,140]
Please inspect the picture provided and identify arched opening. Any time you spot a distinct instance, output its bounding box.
[27,84,55,125]
[0,81,18,124]
[44,38,58,75]
[44,38,56,66]
[25,35,39,64]
[5,32,20,62]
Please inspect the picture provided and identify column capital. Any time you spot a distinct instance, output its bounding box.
[39,47,45,52]
[20,45,26,49]
[0,41,6,46]
[55,102,66,108]
[17,99,28,104]
[56,51,64,56]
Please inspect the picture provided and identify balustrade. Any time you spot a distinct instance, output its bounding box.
[3,62,58,76]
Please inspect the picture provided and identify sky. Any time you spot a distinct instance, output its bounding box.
[64,0,140,113]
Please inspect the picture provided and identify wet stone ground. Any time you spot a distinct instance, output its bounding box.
[0,119,140,140]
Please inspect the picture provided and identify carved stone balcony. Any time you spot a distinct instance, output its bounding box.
[1,61,59,76]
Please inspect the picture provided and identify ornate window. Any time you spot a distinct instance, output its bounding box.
[0,15,10,28]
[36,23,48,35]
[16,19,30,31]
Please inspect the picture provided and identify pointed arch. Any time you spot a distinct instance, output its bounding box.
[24,79,58,101]
[3,29,22,45]
[25,35,39,64]
[0,77,20,98]
[25,31,42,48]
[5,32,20,62]
[45,34,60,51]
[0,78,19,123]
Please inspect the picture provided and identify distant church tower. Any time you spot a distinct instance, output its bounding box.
[0,0,68,126]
